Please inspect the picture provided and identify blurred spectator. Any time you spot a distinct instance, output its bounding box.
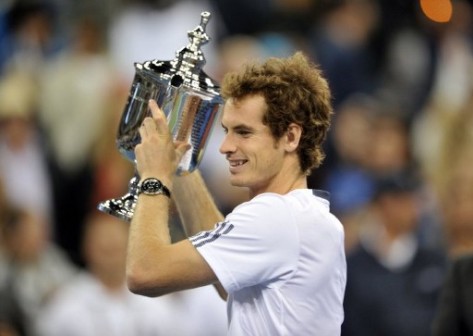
[342,169,448,336]
[0,207,77,336]
[209,0,315,39]
[375,24,434,122]
[38,14,119,266]
[90,85,133,210]
[36,212,227,336]
[214,33,299,82]
[438,153,473,257]
[0,183,23,336]
[0,0,58,76]
[365,108,413,176]
[142,285,227,336]
[317,95,436,252]
[373,0,444,121]
[36,213,158,336]
[0,69,54,226]
[433,94,473,257]
[308,0,381,107]
[360,102,444,249]
[318,94,377,251]
[213,34,265,81]
[412,0,473,184]
[432,253,473,336]
[207,0,272,37]
[330,95,376,171]
[426,0,473,114]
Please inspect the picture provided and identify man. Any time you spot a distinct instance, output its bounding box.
[37,213,226,336]
[341,169,447,336]
[126,52,346,335]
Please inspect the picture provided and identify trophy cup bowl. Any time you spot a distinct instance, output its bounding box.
[97,11,223,222]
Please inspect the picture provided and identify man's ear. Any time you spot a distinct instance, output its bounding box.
[284,123,302,153]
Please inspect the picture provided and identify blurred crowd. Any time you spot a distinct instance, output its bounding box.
[1,0,473,335]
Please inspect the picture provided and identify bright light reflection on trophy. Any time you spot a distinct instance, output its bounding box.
[97,12,223,222]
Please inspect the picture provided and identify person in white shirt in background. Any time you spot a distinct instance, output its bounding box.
[0,207,76,336]
[0,69,54,228]
[36,212,227,336]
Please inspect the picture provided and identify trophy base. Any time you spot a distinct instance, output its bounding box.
[97,173,140,223]
[97,198,134,223]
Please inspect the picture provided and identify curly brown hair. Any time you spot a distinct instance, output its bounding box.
[221,51,333,174]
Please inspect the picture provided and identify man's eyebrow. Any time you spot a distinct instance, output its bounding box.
[221,123,254,131]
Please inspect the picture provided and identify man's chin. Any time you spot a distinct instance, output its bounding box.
[229,176,245,188]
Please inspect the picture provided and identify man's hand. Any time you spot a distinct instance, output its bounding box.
[135,99,190,185]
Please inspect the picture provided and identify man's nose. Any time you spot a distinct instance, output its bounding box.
[219,134,235,154]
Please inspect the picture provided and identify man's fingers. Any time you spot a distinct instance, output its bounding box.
[146,99,169,135]
[145,100,190,162]
[149,99,165,120]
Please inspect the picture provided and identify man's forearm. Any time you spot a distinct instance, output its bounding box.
[173,170,229,300]
[126,192,172,294]
[173,170,224,236]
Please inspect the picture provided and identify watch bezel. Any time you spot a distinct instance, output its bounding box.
[138,177,171,197]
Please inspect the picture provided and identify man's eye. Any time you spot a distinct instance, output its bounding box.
[237,130,251,136]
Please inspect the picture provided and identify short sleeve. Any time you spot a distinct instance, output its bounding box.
[189,193,299,293]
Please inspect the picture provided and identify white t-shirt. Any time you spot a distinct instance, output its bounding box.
[190,189,347,336]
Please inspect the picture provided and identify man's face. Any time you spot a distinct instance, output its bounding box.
[219,94,286,196]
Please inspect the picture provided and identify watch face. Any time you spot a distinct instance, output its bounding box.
[140,178,171,197]
[142,178,163,194]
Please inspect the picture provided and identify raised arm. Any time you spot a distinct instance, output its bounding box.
[126,100,219,297]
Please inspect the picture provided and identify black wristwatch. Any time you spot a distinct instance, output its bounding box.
[138,177,171,198]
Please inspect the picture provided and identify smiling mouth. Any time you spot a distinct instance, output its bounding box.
[229,160,247,167]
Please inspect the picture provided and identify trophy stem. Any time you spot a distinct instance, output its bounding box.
[97,168,140,222]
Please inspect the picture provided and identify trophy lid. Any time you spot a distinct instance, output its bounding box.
[136,11,219,95]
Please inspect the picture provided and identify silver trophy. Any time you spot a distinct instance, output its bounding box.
[98,11,223,222]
